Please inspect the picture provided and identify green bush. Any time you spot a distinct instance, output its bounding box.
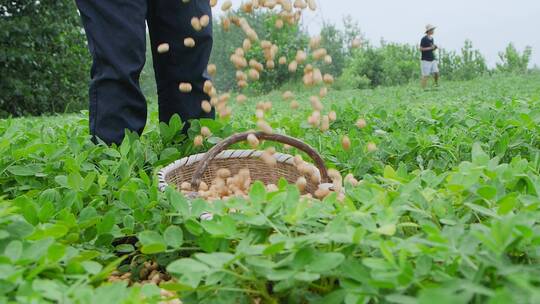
[337,41,420,89]
[439,40,488,80]
[0,1,91,118]
[496,43,533,73]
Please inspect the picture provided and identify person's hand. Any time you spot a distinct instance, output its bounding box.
[432,45,438,50]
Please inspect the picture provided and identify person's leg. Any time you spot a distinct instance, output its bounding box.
[75,0,148,145]
[421,76,429,89]
[433,61,440,87]
[147,0,214,132]
[420,61,429,89]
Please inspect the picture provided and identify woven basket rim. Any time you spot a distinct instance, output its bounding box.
[157,149,321,192]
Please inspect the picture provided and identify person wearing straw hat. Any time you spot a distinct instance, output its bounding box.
[420,24,439,89]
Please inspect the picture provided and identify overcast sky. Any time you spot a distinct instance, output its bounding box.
[224,0,540,67]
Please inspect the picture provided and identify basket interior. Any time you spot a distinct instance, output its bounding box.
[163,150,320,195]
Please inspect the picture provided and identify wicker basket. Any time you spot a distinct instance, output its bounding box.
[157,132,330,196]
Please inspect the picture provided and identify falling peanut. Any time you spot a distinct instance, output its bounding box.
[257,120,273,134]
[288,60,298,72]
[356,118,367,129]
[157,43,170,54]
[200,15,210,28]
[319,87,328,98]
[184,37,195,48]
[194,135,204,147]
[367,142,377,152]
[328,111,337,121]
[296,176,307,192]
[236,94,247,104]
[221,0,233,11]
[247,133,259,148]
[191,17,202,31]
[323,74,334,84]
[261,151,277,167]
[207,64,217,77]
[282,91,294,100]
[179,82,192,93]
[342,136,351,150]
[201,100,212,113]
[306,0,317,10]
[344,173,359,186]
[201,126,212,137]
[352,38,362,48]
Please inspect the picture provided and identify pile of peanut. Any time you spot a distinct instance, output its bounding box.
[108,261,180,303]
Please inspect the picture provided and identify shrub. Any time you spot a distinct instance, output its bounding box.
[0,1,90,118]
[337,41,419,89]
[439,40,488,80]
[496,43,533,73]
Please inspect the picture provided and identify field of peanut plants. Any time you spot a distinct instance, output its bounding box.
[1,72,540,303]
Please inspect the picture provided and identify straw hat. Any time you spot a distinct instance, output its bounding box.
[425,24,436,33]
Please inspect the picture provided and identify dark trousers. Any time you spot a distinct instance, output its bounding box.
[75,0,214,145]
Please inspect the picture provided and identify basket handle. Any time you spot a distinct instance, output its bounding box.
[191,131,330,188]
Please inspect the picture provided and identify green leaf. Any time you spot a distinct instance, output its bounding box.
[201,216,237,237]
[38,201,55,222]
[4,240,23,262]
[167,258,209,288]
[96,211,115,235]
[6,219,34,238]
[267,269,296,281]
[263,242,285,255]
[471,142,489,165]
[141,284,161,299]
[292,247,316,269]
[465,203,499,218]
[294,272,320,282]
[383,165,398,180]
[164,226,184,249]
[93,281,129,304]
[115,244,135,253]
[184,219,203,236]
[166,187,190,217]
[123,215,134,231]
[194,252,235,268]
[7,164,42,176]
[138,231,167,254]
[28,224,68,240]
[249,181,266,206]
[32,279,64,302]
[81,261,103,275]
[497,194,518,215]
[47,243,66,262]
[385,294,417,304]
[307,252,345,273]
[477,185,497,200]
[376,224,396,236]
[362,258,391,270]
